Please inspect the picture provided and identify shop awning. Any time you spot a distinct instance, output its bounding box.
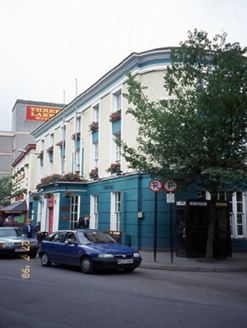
[0,200,27,213]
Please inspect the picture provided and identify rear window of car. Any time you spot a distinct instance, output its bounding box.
[0,228,22,237]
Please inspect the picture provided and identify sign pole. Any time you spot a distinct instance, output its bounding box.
[154,192,157,262]
[149,179,162,263]
[170,202,173,264]
[164,181,178,264]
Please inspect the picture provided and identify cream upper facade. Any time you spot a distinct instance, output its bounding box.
[32,48,171,184]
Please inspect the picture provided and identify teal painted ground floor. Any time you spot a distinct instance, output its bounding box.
[1,173,247,253]
[20,172,246,254]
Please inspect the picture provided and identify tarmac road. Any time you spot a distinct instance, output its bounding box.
[0,256,247,328]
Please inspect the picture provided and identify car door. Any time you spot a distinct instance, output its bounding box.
[59,232,81,266]
[45,231,67,264]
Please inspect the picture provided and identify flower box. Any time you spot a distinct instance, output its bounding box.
[89,167,98,180]
[89,121,99,133]
[109,110,121,123]
[37,150,44,159]
[56,140,65,148]
[72,132,81,140]
[59,172,82,181]
[106,163,121,174]
[40,174,61,185]
[46,145,54,153]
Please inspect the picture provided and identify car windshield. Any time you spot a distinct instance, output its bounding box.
[0,228,22,238]
[77,231,116,245]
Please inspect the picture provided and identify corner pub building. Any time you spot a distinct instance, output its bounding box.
[18,48,247,252]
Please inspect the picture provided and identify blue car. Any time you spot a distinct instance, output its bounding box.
[38,229,142,274]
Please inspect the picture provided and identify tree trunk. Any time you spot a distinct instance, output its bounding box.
[205,198,217,260]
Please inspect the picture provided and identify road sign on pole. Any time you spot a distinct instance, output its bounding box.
[163,180,178,193]
[149,179,162,193]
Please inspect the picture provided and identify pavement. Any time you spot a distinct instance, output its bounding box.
[140,251,247,272]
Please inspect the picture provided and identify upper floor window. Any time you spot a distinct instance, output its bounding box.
[113,132,121,163]
[50,133,54,146]
[93,104,99,123]
[76,115,81,133]
[93,142,99,168]
[112,90,122,112]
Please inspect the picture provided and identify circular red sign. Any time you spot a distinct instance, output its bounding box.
[163,180,178,193]
[149,179,163,192]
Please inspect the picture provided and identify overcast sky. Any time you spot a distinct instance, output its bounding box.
[0,0,246,131]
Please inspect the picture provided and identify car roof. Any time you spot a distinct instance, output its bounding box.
[50,229,102,234]
[0,227,20,229]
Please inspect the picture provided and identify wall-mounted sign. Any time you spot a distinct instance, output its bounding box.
[25,105,62,122]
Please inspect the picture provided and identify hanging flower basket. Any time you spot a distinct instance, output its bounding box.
[46,145,54,153]
[32,194,40,201]
[89,121,99,133]
[89,167,98,180]
[71,132,81,140]
[109,110,121,123]
[106,163,121,174]
[64,191,73,198]
[43,192,53,199]
[56,140,65,148]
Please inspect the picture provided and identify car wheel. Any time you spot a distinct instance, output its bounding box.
[81,256,94,274]
[41,253,51,267]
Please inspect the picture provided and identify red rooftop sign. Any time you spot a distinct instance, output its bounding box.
[26,105,62,122]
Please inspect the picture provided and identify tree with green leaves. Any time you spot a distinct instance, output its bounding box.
[120,30,247,259]
[0,176,12,205]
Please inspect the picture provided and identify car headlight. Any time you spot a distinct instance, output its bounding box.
[133,253,140,257]
[31,242,39,247]
[98,254,114,258]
